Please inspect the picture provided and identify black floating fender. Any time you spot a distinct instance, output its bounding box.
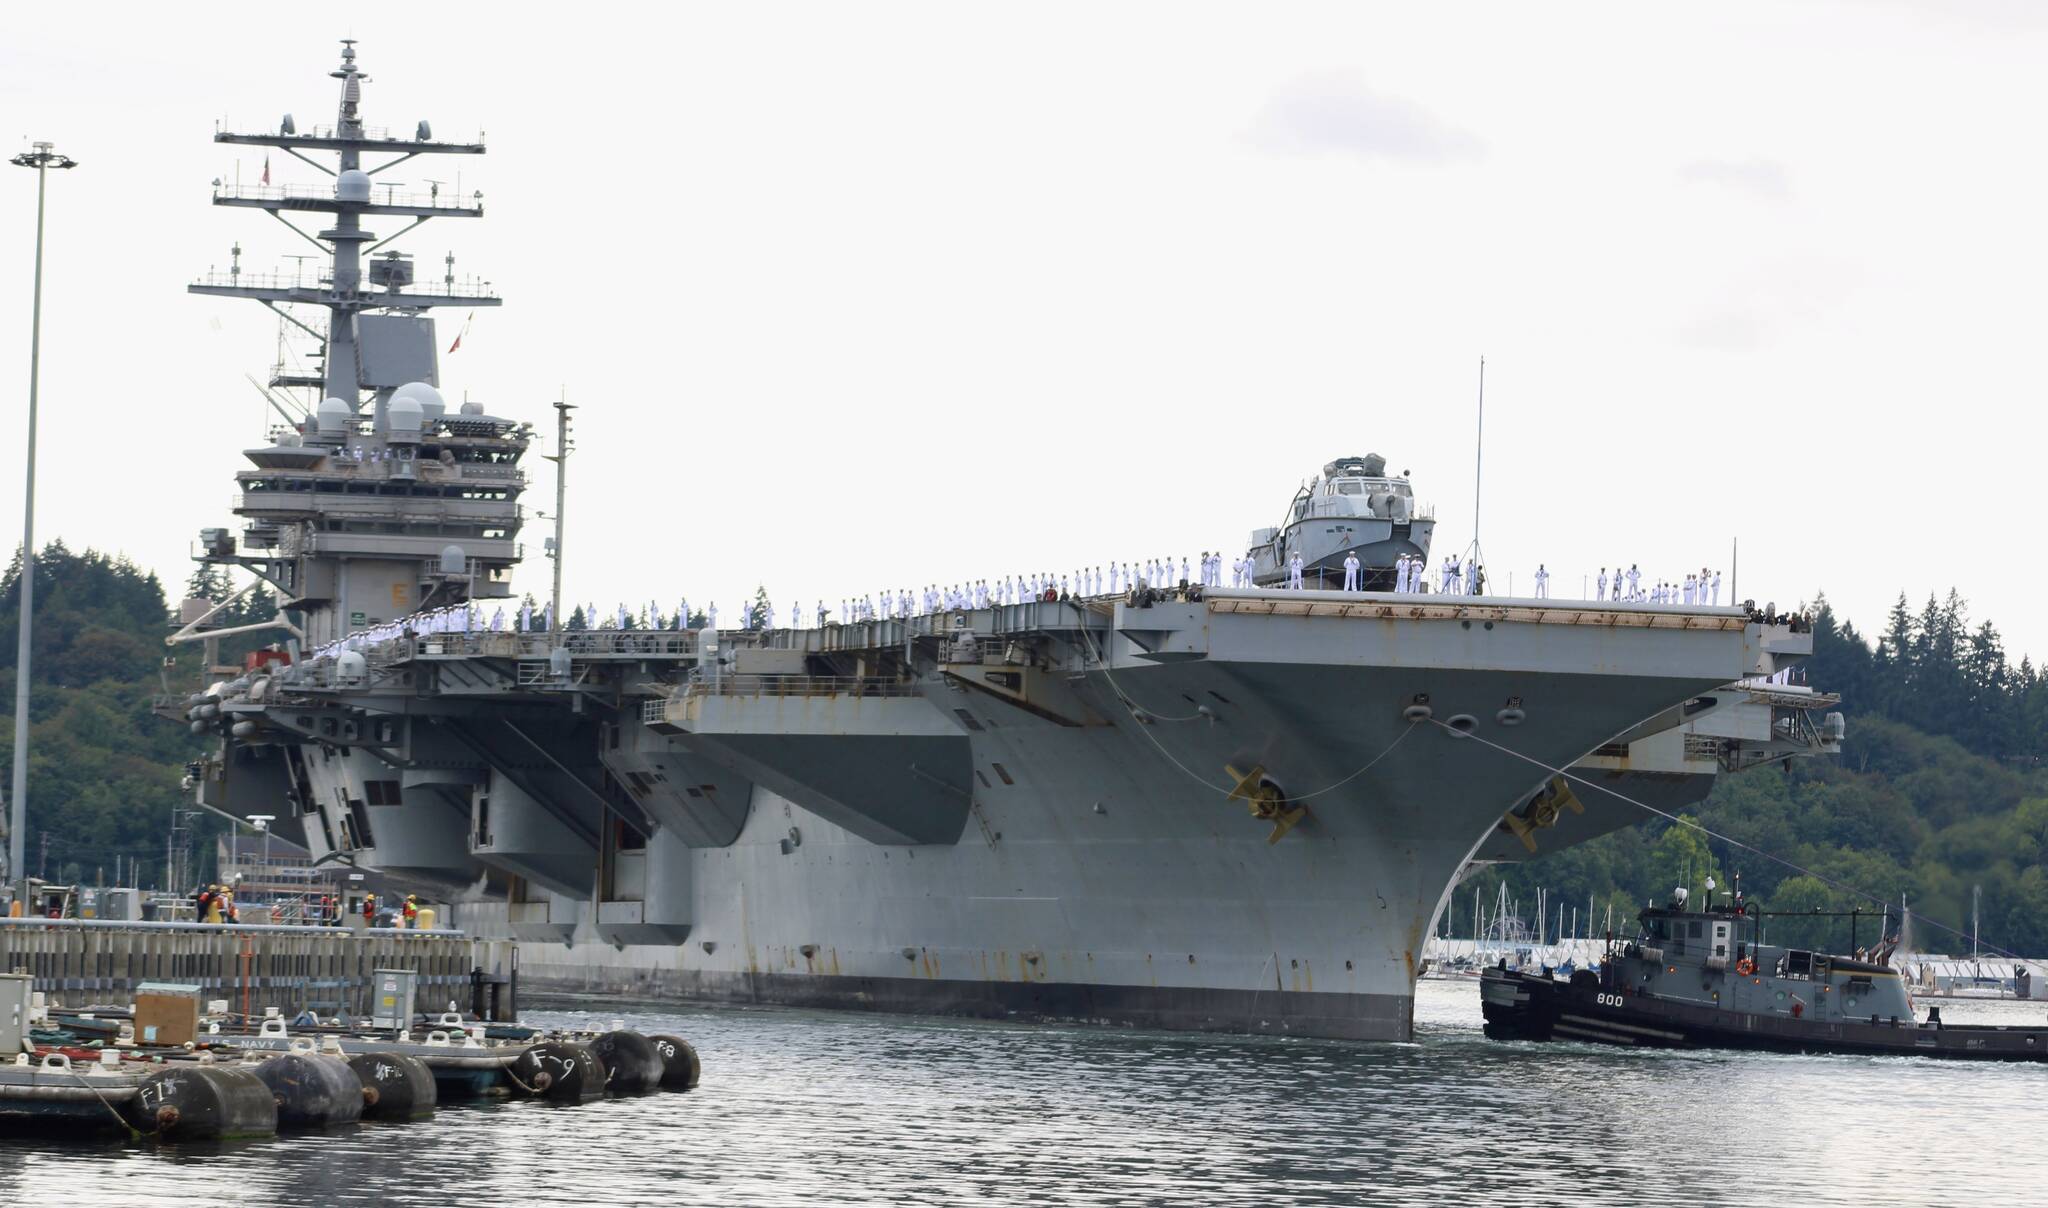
[646,1034,701,1091]
[252,1051,366,1128]
[347,1051,439,1120]
[588,1030,665,1095]
[131,1065,278,1140]
[513,1041,608,1103]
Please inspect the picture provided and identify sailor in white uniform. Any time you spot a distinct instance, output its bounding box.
[1464,560,1480,596]
[1288,552,1305,590]
[1596,569,1607,602]
[1711,570,1722,605]
[1343,552,1361,592]
[1534,563,1550,599]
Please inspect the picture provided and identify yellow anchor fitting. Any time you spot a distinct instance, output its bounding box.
[1226,764,1307,843]
[1499,776,1585,853]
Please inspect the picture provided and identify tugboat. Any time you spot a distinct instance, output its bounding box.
[1482,886,2048,1061]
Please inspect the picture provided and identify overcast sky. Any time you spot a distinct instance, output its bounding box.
[2,2,2045,663]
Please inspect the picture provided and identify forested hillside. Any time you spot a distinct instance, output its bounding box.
[0,544,266,887]
[1473,593,2048,957]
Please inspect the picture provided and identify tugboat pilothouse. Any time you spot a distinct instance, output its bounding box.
[1483,888,2048,1061]
[1247,455,1434,591]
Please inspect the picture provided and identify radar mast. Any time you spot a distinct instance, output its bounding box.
[181,42,529,649]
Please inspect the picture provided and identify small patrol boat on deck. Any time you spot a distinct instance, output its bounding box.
[1482,889,2048,1061]
[1246,454,1435,591]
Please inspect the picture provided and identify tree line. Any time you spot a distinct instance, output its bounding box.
[1468,590,2048,958]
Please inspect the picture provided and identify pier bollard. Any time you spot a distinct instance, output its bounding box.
[512,1041,608,1103]
[130,1066,278,1140]
[589,1030,664,1095]
[252,1050,366,1128]
[347,1051,438,1120]
[646,1034,701,1091]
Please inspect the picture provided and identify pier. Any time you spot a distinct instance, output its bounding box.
[0,918,516,1019]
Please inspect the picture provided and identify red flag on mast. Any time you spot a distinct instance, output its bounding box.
[448,311,474,353]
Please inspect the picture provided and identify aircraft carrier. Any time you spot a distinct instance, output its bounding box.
[164,44,1842,1042]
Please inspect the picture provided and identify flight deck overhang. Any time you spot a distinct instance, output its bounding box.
[648,681,973,846]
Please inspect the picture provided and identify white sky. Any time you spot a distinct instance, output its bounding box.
[2,2,2046,660]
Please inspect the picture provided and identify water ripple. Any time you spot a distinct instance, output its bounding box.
[3,983,2044,1206]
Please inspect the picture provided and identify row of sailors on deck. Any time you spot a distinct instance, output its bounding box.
[819,555,1239,626]
[311,552,1736,663]
[1596,566,1723,605]
[313,601,511,660]
[1280,551,1490,595]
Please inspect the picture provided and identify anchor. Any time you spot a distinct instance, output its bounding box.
[1225,764,1307,844]
[1498,775,1584,854]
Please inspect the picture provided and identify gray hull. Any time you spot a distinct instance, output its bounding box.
[451,593,1783,1042]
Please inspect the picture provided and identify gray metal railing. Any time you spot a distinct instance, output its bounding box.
[0,917,499,1016]
[683,675,920,699]
[212,182,484,212]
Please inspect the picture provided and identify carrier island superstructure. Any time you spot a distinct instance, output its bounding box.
[164,45,1842,1041]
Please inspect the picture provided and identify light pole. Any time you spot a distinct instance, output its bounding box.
[248,815,274,907]
[7,142,77,889]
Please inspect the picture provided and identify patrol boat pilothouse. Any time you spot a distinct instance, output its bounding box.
[166,42,1834,1043]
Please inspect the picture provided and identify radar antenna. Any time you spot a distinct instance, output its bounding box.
[192,37,498,415]
[179,41,529,650]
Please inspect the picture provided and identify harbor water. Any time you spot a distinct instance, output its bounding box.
[4,980,2044,1206]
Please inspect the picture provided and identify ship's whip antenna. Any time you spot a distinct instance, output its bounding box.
[244,372,307,424]
[1467,355,1486,573]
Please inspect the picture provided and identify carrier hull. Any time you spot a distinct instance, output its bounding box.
[435,593,1790,1042]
